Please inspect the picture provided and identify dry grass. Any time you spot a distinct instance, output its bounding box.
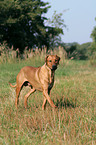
[0,49,96,144]
[0,42,67,65]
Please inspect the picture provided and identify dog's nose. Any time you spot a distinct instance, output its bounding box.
[52,65,57,70]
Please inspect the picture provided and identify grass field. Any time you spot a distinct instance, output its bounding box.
[0,57,96,145]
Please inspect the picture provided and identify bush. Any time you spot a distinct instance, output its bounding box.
[64,42,92,60]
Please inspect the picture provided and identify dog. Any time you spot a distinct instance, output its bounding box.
[9,55,60,110]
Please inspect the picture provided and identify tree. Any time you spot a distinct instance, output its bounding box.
[0,0,65,52]
[90,17,96,53]
[64,42,92,60]
[0,0,50,52]
[91,17,96,42]
[46,11,66,48]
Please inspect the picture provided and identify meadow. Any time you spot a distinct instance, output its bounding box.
[0,48,96,145]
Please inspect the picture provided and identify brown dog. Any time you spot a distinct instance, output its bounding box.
[9,55,60,110]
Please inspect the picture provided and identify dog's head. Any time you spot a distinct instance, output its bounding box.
[45,55,60,70]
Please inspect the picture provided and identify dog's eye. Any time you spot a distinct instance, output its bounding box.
[49,60,52,62]
[55,60,58,62]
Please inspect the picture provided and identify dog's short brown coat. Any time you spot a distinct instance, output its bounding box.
[9,55,60,110]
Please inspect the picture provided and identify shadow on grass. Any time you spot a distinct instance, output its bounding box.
[55,98,77,108]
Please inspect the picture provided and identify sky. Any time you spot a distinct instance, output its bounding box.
[43,0,96,44]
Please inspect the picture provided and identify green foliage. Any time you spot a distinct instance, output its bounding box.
[0,0,49,52]
[91,17,96,42]
[64,42,92,60]
[89,17,96,64]
[47,11,66,48]
[0,0,64,52]
[90,17,96,54]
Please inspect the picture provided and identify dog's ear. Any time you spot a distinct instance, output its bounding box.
[56,55,60,61]
[45,55,49,64]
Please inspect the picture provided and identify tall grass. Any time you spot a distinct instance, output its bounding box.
[0,42,20,63]
[0,44,96,144]
[0,42,67,65]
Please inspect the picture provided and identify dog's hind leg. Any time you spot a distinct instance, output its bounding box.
[15,79,26,108]
[24,88,36,108]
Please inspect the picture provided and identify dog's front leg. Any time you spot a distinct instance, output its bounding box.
[42,89,50,110]
[43,89,57,109]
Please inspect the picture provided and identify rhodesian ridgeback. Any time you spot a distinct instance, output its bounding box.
[9,55,60,110]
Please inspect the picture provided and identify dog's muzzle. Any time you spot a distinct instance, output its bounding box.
[52,65,57,70]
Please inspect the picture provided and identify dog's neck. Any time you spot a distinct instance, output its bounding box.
[44,63,55,84]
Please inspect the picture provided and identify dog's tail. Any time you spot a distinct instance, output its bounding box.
[9,82,17,88]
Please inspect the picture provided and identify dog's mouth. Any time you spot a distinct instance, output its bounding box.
[52,65,57,70]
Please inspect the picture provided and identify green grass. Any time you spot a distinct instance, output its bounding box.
[0,59,96,145]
